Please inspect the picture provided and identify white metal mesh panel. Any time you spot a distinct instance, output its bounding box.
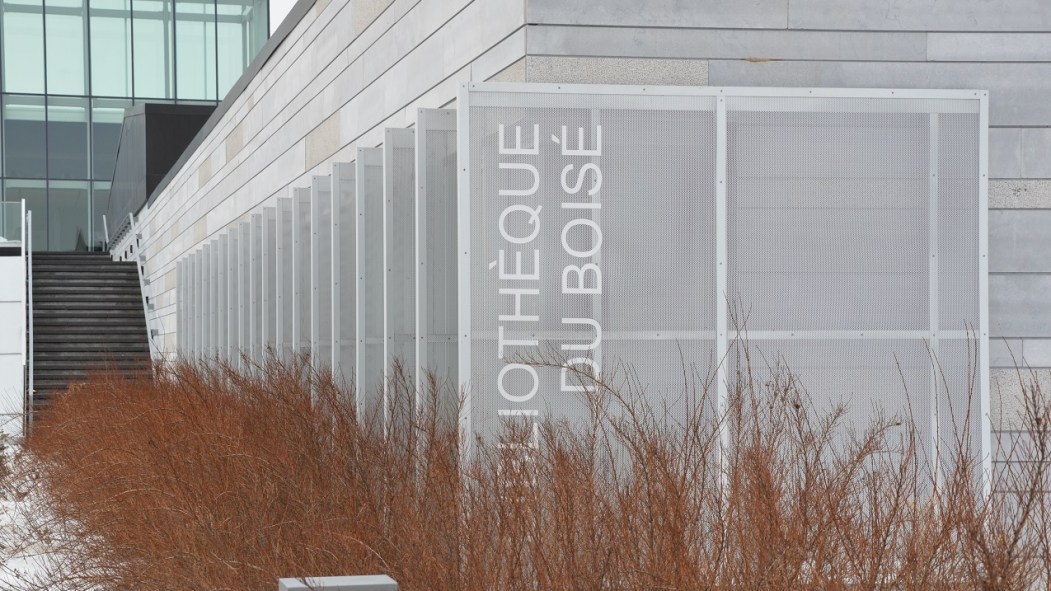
[191,253,199,356]
[311,175,333,370]
[276,196,294,360]
[726,95,982,482]
[385,129,416,394]
[238,222,251,365]
[292,188,312,359]
[250,213,263,363]
[333,162,356,386]
[176,259,184,355]
[460,84,986,478]
[201,244,211,356]
[228,226,241,366]
[462,88,719,443]
[217,234,228,360]
[938,113,981,332]
[180,257,189,355]
[262,206,277,356]
[357,148,385,419]
[417,109,459,420]
[728,108,929,330]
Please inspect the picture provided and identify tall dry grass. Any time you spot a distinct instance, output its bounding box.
[15,352,1051,590]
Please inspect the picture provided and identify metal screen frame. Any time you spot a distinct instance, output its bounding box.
[457,82,990,488]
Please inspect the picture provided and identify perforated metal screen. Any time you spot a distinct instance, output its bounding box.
[311,175,333,370]
[333,162,356,384]
[357,147,385,418]
[386,129,417,392]
[416,109,459,420]
[459,84,988,476]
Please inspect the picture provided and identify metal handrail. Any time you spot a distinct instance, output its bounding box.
[102,214,110,251]
[110,212,134,253]
[24,205,34,429]
[129,212,159,362]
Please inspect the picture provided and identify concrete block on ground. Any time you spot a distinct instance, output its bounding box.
[278,575,397,591]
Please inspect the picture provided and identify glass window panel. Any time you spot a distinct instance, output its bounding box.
[91,98,130,179]
[47,96,89,180]
[1,0,46,93]
[133,0,174,98]
[48,180,90,250]
[216,0,244,98]
[45,0,88,95]
[91,180,110,250]
[246,0,266,63]
[4,180,47,249]
[89,0,133,97]
[3,95,47,178]
[176,0,216,100]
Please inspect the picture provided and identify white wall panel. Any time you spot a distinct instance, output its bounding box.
[788,0,1051,31]
[526,0,788,29]
[707,61,1048,127]
[527,26,927,62]
[415,108,459,421]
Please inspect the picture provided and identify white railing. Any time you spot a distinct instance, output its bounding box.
[110,211,134,256]
[23,202,34,429]
[128,212,159,362]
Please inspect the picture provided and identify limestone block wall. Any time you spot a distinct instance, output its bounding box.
[123,0,1051,435]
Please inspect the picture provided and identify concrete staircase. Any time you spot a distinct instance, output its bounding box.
[31,252,151,411]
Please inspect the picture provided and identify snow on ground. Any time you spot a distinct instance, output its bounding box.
[0,435,94,591]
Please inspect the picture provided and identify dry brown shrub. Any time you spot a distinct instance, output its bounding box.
[17,351,1051,590]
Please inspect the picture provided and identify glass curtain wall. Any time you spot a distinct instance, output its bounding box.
[0,0,267,250]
